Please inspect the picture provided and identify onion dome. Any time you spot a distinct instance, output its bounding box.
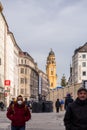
[49,49,55,56]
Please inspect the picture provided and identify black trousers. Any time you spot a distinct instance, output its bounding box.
[11,125,25,130]
[56,107,59,112]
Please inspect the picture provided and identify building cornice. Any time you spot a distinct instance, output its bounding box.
[18,64,38,74]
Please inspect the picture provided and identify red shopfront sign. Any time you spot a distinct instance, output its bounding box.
[4,80,11,86]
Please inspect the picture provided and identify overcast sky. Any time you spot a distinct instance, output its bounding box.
[1,0,87,85]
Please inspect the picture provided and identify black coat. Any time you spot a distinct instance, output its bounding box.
[64,98,87,130]
[64,96,73,110]
[55,100,60,108]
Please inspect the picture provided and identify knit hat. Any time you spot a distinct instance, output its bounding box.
[67,93,71,97]
[77,87,87,93]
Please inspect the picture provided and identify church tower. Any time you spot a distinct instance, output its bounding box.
[46,49,57,89]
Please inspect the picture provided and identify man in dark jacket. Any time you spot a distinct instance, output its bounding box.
[64,87,87,130]
[64,93,73,110]
[55,98,60,112]
[7,95,31,130]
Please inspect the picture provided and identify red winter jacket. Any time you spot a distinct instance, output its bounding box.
[7,102,31,126]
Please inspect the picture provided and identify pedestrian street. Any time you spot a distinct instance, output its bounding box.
[0,110,65,130]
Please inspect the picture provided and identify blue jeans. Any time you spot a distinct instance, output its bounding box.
[11,125,25,130]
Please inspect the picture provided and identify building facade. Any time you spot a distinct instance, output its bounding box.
[71,43,87,84]
[30,68,39,101]
[13,35,21,99]
[38,70,49,101]
[0,3,21,106]
[0,3,5,101]
[19,52,39,101]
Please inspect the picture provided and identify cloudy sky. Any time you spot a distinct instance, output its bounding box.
[1,0,87,84]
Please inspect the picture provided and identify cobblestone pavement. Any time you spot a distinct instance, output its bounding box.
[0,111,65,130]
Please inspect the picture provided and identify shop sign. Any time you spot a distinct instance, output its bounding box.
[4,80,10,86]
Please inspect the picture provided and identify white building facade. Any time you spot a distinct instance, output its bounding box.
[14,42,21,99]
[0,3,5,100]
[0,3,20,106]
[5,33,21,106]
[5,32,15,106]
[72,43,87,84]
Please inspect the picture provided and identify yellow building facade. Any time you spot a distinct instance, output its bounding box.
[46,49,57,89]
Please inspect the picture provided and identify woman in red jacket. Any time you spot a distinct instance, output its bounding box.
[7,95,31,130]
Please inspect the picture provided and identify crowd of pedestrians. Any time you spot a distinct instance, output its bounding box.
[55,92,73,113]
[0,86,87,130]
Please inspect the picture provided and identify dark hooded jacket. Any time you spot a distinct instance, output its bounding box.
[64,94,73,110]
[55,99,60,108]
[64,98,87,130]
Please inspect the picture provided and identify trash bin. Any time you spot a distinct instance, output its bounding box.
[32,102,42,113]
[32,101,53,113]
[43,101,53,112]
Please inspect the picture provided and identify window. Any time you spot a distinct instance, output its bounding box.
[82,54,86,58]
[21,59,23,64]
[20,68,24,73]
[0,58,1,65]
[82,71,86,76]
[21,89,24,94]
[52,61,54,64]
[20,78,25,84]
[25,88,28,94]
[25,78,27,84]
[51,82,53,87]
[25,59,26,64]
[82,62,86,67]
[25,68,27,74]
[51,71,53,75]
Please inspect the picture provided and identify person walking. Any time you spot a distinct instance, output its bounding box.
[60,99,64,111]
[55,98,60,113]
[64,87,87,130]
[64,93,73,110]
[24,98,30,109]
[7,95,31,130]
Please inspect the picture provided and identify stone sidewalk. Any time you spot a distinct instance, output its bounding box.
[0,111,65,130]
[26,112,65,130]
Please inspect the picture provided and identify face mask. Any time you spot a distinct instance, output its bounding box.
[17,100,23,105]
